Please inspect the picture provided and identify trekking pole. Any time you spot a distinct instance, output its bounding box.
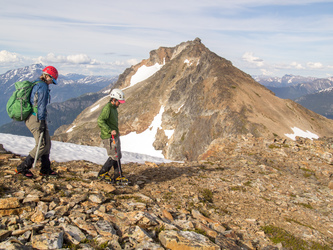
[33,131,44,169]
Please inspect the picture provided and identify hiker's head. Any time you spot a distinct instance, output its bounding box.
[110,89,125,105]
[41,66,58,85]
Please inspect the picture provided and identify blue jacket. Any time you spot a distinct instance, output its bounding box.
[30,80,50,120]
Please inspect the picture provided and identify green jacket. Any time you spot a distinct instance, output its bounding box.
[98,102,119,139]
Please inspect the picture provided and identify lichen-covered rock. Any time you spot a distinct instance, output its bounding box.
[159,230,220,250]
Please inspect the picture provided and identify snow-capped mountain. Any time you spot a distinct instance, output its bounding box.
[255,74,333,100]
[254,74,318,88]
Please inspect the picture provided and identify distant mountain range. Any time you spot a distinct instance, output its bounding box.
[255,74,333,118]
[0,64,116,134]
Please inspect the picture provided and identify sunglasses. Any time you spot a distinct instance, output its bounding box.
[44,73,53,79]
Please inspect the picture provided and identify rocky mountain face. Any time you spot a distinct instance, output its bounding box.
[0,135,332,249]
[0,64,116,126]
[53,38,333,161]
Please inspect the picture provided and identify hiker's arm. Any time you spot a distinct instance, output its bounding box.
[97,105,112,134]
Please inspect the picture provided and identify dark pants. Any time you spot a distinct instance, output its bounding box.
[98,157,122,179]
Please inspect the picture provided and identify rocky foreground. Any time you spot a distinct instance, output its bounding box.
[0,136,332,249]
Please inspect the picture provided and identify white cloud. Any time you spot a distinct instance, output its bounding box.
[127,58,140,66]
[290,62,305,69]
[307,62,323,69]
[0,50,23,63]
[242,52,264,67]
[67,54,94,64]
[36,53,94,65]
[260,69,273,76]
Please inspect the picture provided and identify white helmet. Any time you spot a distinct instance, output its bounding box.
[110,89,125,103]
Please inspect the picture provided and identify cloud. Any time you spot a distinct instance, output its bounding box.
[127,58,140,66]
[36,53,95,65]
[242,52,264,67]
[307,62,323,69]
[290,62,305,69]
[260,69,274,76]
[0,50,23,63]
[0,50,135,76]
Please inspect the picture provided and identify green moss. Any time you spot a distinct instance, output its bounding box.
[296,202,313,209]
[200,188,213,203]
[285,218,314,230]
[230,186,246,192]
[262,225,331,249]
[163,192,173,200]
[194,228,207,236]
[243,181,252,186]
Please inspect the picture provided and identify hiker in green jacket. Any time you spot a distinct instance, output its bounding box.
[97,88,125,183]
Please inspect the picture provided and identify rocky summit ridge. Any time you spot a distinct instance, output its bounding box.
[0,135,333,249]
[53,38,333,161]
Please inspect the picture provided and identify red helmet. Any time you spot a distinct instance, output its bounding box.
[43,66,58,84]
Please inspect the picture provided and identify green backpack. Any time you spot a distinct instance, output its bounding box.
[6,81,36,121]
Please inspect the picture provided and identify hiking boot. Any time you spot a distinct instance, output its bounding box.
[15,168,34,178]
[16,155,34,173]
[40,155,57,177]
[98,172,113,182]
[115,176,129,186]
[39,170,58,177]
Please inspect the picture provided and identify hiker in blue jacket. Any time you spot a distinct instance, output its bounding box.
[15,66,58,178]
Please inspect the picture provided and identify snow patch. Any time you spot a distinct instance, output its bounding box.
[177,104,184,113]
[184,59,191,65]
[66,125,76,133]
[90,104,100,112]
[285,127,319,140]
[165,130,174,139]
[129,63,164,87]
[121,106,165,158]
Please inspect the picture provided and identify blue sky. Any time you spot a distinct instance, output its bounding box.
[0,0,332,78]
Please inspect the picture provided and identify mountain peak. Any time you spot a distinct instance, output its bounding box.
[53,39,333,161]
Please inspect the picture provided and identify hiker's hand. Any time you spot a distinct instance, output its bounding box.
[111,130,117,136]
[39,120,46,132]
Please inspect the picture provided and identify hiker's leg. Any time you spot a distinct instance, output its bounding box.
[16,154,34,178]
[113,160,122,179]
[26,115,51,159]
[40,154,57,176]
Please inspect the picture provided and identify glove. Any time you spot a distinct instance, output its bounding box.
[39,120,46,133]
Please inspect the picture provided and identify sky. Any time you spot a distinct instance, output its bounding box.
[0,0,332,78]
